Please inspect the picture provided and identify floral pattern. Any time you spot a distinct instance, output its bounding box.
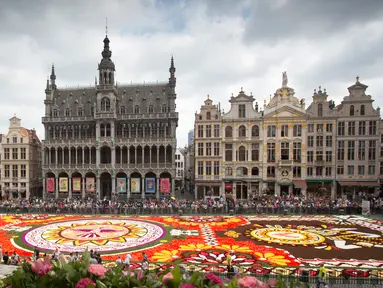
[1,213,382,274]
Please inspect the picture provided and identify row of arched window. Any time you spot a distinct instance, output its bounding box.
[350,104,365,116]
[224,125,260,138]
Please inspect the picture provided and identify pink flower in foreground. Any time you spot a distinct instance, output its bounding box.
[179,284,195,288]
[74,278,95,288]
[205,273,223,286]
[30,259,53,277]
[238,276,266,288]
[162,272,174,284]
[88,264,107,279]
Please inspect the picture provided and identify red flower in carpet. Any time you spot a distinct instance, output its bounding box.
[247,267,272,275]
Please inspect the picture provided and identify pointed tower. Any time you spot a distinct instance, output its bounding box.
[168,56,177,113]
[169,55,176,88]
[98,34,115,86]
[50,64,56,90]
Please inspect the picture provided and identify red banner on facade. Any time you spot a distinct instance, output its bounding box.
[46,178,55,193]
[160,178,170,193]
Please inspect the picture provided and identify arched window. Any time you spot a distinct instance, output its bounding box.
[161,105,167,113]
[225,126,233,138]
[206,112,211,120]
[251,167,259,176]
[318,103,323,117]
[252,125,259,137]
[360,105,365,116]
[120,106,125,114]
[134,105,140,114]
[53,109,59,117]
[78,108,83,116]
[236,167,248,176]
[148,105,154,113]
[225,167,232,176]
[100,123,105,137]
[101,97,110,111]
[238,125,246,138]
[108,72,112,84]
[238,146,246,161]
[350,105,354,116]
[65,108,70,116]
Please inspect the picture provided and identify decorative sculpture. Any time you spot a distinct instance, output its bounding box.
[282,71,288,87]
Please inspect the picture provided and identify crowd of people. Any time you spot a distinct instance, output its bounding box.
[0,192,382,215]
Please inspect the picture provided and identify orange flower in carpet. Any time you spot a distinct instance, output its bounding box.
[151,250,179,262]
[254,252,291,266]
[224,231,240,238]
[215,244,252,253]
[179,243,211,251]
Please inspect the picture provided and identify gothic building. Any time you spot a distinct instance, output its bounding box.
[42,35,178,200]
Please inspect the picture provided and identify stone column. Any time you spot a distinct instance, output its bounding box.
[331,180,336,200]
[96,148,100,166]
[142,148,144,166]
[112,175,116,195]
[69,178,72,199]
[43,177,46,200]
[156,177,160,199]
[96,122,100,140]
[141,178,145,199]
[82,148,85,165]
[97,176,100,200]
[120,149,122,164]
[157,148,160,168]
[134,146,137,166]
[171,178,175,197]
[275,183,280,197]
[127,177,130,200]
[149,146,152,166]
[55,176,59,199]
[111,122,115,139]
[112,147,115,165]
[55,149,58,165]
[69,149,71,165]
[82,177,85,199]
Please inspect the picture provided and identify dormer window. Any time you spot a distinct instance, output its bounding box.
[65,108,70,116]
[120,106,126,114]
[78,108,83,116]
[134,105,140,114]
[361,105,365,116]
[161,105,168,113]
[350,105,355,116]
[101,97,110,112]
[148,105,154,113]
[53,109,59,117]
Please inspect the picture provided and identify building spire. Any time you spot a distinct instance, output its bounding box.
[105,17,108,36]
[45,76,50,93]
[169,55,176,88]
[50,63,56,89]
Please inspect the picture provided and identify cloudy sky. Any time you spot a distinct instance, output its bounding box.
[0,0,382,147]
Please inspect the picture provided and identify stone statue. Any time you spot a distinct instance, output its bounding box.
[282,71,288,87]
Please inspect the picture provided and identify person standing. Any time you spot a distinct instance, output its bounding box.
[226,250,234,278]
[316,264,328,288]
[124,253,132,271]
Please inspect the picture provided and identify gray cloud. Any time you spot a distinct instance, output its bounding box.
[0,0,382,147]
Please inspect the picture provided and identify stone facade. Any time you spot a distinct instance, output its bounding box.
[0,116,42,199]
[42,35,178,200]
[194,74,382,200]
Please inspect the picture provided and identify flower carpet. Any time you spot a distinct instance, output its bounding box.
[1,214,383,274]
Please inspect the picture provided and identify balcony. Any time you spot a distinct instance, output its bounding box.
[279,159,293,166]
[42,116,94,123]
[94,112,116,119]
[314,160,325,166]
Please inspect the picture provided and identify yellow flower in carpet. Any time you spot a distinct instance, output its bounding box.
[224,231,240,238]
[164,217,176,223]
[227,217,242,223]
[179,243,211,251]
[216,244,252,253]
[254,252,291,266]
[160,240,168,243]
[151,250,179,262]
